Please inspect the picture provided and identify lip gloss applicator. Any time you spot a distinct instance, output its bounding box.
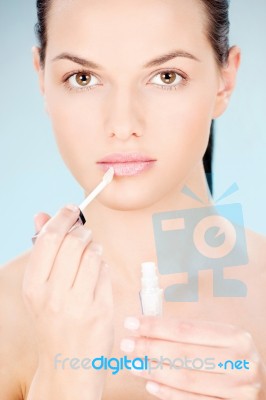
[31,167,115,244]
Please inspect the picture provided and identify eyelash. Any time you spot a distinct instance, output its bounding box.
[62,69,189,93]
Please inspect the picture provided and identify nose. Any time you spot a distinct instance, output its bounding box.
[105,86,144,141]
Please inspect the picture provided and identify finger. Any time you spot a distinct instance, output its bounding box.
[130,360,247,399]
[24,205,81,285]
[34,212,51,232]
[70,243,103,301]
[126,316,251,349]
[94,262,113,307]
[48,227,93,291]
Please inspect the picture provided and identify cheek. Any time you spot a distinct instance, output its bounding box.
[45,88,101,172]
[47,92,98,139]
[147,86,214,172]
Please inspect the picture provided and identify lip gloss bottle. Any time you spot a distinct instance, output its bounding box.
[139,262,163,316]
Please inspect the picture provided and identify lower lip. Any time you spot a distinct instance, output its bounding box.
[97,161,156,176]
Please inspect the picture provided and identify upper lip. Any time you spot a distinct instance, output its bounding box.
[97,152,156,163]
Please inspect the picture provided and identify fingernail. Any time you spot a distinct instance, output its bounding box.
[65,204,80,212]
[253,382,262,390]
[102,263,110,272]
[146,382,160,394]
[124,317,140,330]
[33,213,41,221]
[33,213,41,231]
[120,338,135,353]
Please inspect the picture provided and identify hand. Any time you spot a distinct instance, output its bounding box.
[23,205,114,399]
[120,316,265,399]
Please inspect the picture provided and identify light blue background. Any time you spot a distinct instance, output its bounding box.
[0,0,265,265]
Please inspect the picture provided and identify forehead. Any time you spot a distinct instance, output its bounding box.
[46,0,209,68]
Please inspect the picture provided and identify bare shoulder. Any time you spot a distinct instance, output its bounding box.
[220,225,266,289]
[245,227,266,278]
[0,249,31,308]
[0,249,31,292]
[229,227,266,296]
[0,250,36,400]
[244,229,266,360]
[242,228,266,313]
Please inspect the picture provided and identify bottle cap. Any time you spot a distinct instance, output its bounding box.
[141,262,156,278]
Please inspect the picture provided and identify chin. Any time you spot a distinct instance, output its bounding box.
[96,178,169,211]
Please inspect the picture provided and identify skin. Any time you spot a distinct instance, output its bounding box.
[0,0,266,398]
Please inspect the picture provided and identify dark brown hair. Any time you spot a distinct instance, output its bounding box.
[35,0,231,192]
[200,0,230,66]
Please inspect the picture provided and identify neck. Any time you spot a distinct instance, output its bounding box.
[82,162,214,281]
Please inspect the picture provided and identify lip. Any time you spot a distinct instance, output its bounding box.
[97,152,155,163]
[97,152,157,177]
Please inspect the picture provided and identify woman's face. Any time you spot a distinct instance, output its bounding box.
[35,0,237,211]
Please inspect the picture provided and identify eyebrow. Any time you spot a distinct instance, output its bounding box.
[51,50,201,70]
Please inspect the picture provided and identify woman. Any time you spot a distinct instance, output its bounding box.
[0,0,265,399]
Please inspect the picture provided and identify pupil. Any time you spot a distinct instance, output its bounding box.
[162,72,175,84]
[77,73,90,85]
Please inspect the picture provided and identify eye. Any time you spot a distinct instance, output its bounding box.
[67,72,100,89]
[149,70,185,88]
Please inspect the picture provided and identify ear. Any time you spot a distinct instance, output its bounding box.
[212,46,241,119]
[32,46,49,114]
[32,46,45,94]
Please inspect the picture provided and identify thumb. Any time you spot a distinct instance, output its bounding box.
[33,212,51,233]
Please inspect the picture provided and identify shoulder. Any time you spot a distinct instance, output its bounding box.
[0,249,31,315]
[227,227,266,292]
[244,227,266,277]
[0,249,31,325]
[237,228,266,312]
[241,229,266,361]
[0,249,30,292]
[0,250,36,400]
